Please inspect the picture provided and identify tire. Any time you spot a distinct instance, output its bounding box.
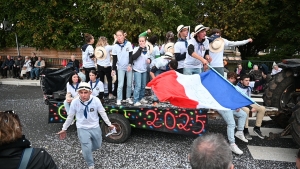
[101,113,131,143]
[263,70,295,109]
[290,105,300,147]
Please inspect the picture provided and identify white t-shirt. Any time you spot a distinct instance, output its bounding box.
[66,82,80,98]
[150,57,169,70]
[174,40,187,69]
[89,80,104,97]
[82,44,95,68]
[112,41,133,70]
[97,45,113,67]
[184,38,209,69]
[160,44,165,55]
[150,45,160,60]
[132,47,150,73]
[62,96,111,130]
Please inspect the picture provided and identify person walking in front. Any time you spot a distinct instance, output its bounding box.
[57,82,115,169]
[111,30,134,105]
[82,33,96,82]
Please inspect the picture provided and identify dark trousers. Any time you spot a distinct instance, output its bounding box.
[176,68,184,74]
[84,67,96,82]
[13,66,21,77]
[1,67,11,77]
[97,65,113,94]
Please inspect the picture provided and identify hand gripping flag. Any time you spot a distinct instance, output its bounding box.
[147,69,255,110]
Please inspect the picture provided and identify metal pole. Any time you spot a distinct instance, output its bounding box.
[15,32,20,56]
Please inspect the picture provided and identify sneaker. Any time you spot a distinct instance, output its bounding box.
[134,102,142,106]
[116,100,121,105]
[230,144,243,155]
[244,133,252,140]
[253,128,264,139]
[126,98,133,104]
[140,98,148,104]
[88,166,94,169]
[235,132,248,143]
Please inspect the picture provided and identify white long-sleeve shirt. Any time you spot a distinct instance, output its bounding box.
[62,95,111,130]
[209,38,249,67]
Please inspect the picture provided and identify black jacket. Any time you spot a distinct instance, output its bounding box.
[0,135,58,169]
[1,59,15,68]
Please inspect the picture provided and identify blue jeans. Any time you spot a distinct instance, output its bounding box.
[212,67,224,76]
[30,68,40,78]
[218,109,247,144]
[63,100,70,114]
[133,71,147,103]
[117,69,133,101]
[77,127,102,167]
[183,68,202,75]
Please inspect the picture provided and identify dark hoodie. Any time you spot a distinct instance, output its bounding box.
[0,135,58,169]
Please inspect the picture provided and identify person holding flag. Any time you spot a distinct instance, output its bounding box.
[183,24,211,75]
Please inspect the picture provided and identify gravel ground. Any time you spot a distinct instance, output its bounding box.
[0,85,297,169]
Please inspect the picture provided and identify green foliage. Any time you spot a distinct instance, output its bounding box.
[0,0,298,58]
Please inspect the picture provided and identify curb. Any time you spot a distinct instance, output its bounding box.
[0,78,40,86]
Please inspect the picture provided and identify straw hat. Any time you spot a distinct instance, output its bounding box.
[161,52,174,59]
[194,24,209,35]
[209,38,225,53]
[177,25,189,38]
[146,41,153,54]
[94,46,107,61]
[77,82,92,92]
[164,43,175,54]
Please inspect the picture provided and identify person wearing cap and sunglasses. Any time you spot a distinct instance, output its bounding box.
[57,82,115,169]
[0,110,58,169]
[208,28,252,76]
[174,25,190,74]
[184,24,211,75]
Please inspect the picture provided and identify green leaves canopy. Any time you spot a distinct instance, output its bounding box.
[0,0,299,59]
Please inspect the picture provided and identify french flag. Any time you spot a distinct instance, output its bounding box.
[147,70,255,110]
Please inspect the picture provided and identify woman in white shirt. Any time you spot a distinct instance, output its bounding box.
[64,72,81,114]
[111,30,134,106]
[20,56,32,80]
[95,36,114,99]
[88,70,104,102]
[81,33,96,82]
[130,35,151,106]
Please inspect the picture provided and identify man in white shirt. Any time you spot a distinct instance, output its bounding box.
[57,82,115,169]
[208,28,253,76]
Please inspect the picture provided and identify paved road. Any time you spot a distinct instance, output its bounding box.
[0,85,298,169]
